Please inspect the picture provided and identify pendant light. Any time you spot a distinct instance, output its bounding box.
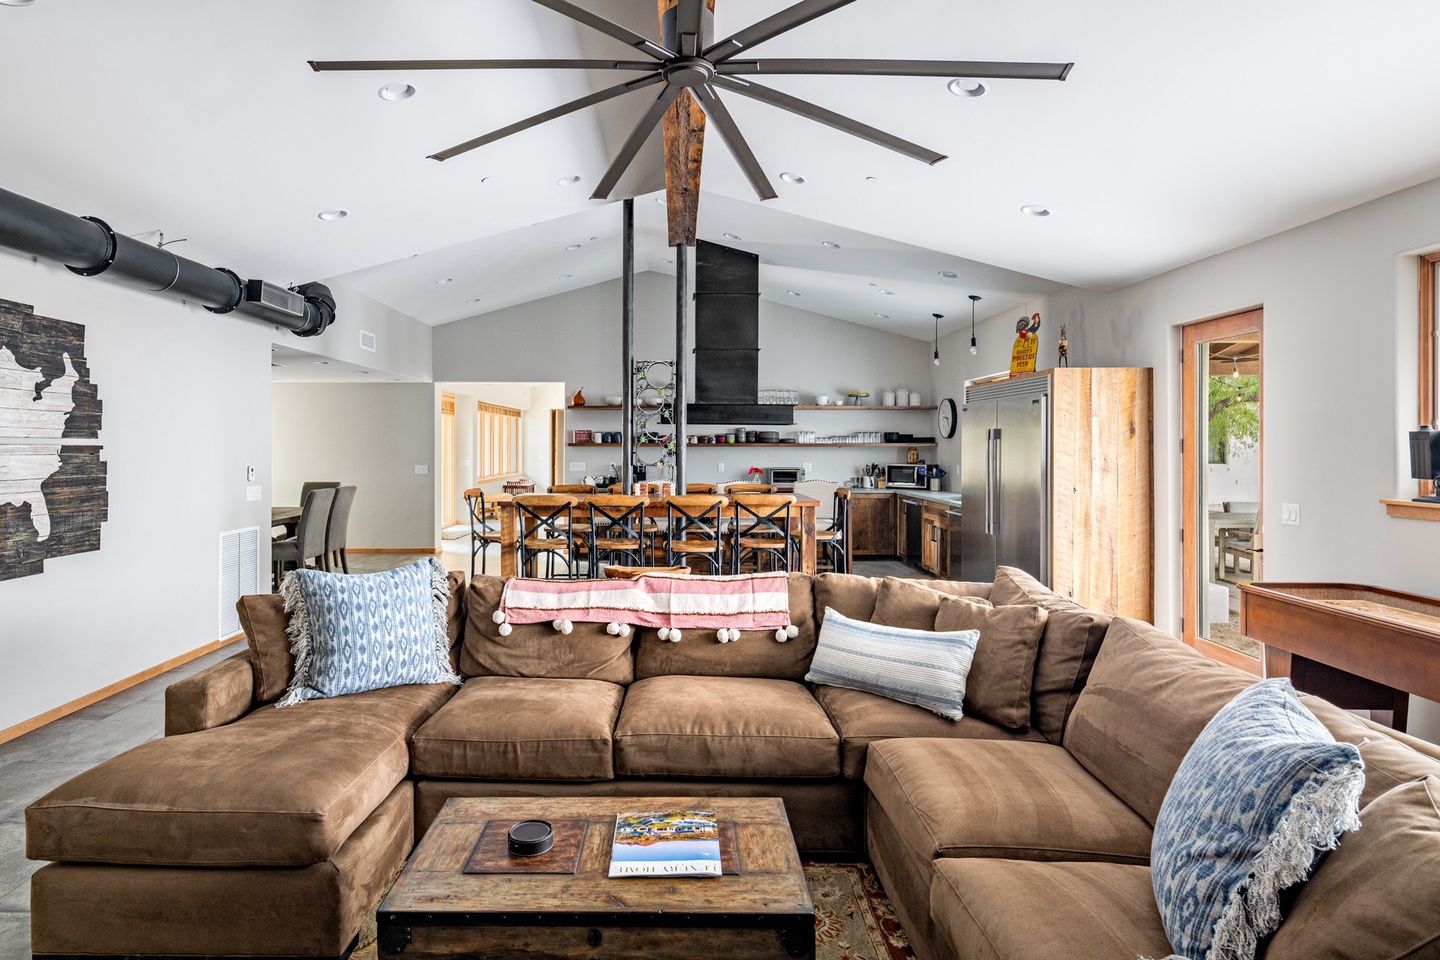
[968,294,981,354]
[933,313,943,365]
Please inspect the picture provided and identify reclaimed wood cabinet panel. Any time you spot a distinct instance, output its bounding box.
[850,494,897,557]
[921,505,948,578]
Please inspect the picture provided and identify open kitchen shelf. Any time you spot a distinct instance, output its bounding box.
[567,405,936,412]
[568,442,938,448]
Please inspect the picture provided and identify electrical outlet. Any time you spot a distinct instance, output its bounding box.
[1282,503,1300,526]
[460,458,471,468]
[569,462,585,472]
[717,462,725,472]
[414,464,429,475]
[246,485,262,502]
[246,465,256,482]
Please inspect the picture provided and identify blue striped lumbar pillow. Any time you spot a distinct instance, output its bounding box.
[805,606,978,720]
[277,557,462,706]
[1150,678,1365,960]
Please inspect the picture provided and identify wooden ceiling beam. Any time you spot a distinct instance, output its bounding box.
[658,0,715,247]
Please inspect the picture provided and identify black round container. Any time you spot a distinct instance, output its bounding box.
[508,819,555,857]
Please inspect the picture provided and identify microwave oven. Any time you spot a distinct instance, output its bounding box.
[885,463,924,488]
[765,467,803,485]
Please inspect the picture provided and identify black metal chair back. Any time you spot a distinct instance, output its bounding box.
[586,495,649,572]
[515,494,579,579]
[729,494,796,574]
[464,487,500,579]
[663,494,729,575]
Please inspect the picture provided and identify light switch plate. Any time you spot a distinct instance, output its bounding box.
[570,462,585,472]
[246,485,262,502]
[1282,502,1300,526]
[414,465,429,475]
[717,462,724,472]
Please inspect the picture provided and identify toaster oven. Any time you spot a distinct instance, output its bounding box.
[764,467,803,485]
[885,463,924,488]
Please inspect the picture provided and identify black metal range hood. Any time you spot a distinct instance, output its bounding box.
[686,240,793,426]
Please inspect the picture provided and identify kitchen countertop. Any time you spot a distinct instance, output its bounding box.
[851,488,962,507]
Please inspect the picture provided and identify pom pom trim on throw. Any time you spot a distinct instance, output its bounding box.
[497,622,512,636]
[492,610,506,624]
[787,624,800,638]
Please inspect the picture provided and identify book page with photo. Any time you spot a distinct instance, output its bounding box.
[607,810,722,878]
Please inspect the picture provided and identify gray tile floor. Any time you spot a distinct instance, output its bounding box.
[0,554,927,956]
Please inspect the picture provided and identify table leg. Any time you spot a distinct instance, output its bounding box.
[799,504,817,575]
[498,503,518,578]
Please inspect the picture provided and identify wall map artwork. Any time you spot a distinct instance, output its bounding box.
[0,298,107,581]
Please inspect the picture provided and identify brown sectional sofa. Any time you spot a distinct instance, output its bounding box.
[25,566,1440,958]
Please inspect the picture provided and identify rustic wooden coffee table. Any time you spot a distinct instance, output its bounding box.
[377,796,815,958]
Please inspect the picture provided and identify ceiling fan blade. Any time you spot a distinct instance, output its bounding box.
[528,0,674,60]
[712,75,946,165]
[692,85,777,201]
[675,0,706,56]
[429,73,662,162]
[718,58,1074,81]
[309,58,660,72]
[705,0,859,63]
[592,83,685,200]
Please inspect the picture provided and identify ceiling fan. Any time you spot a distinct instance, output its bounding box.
[311,0,1072,244]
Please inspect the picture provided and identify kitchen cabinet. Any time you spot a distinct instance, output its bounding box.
[920,506,949,578]
[850,494,898,557]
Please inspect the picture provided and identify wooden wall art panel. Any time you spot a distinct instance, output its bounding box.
[0,298,107,581]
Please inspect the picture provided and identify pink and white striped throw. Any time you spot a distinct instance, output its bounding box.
[498,572,794,639]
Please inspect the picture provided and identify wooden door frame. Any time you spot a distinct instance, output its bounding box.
[441,393,456,527]
[550,409,564,489]
[1182,309,1263,674]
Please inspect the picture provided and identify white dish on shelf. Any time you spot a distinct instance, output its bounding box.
[604,395,623,405]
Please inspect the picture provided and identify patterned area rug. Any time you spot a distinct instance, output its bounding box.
[351,862,913,960]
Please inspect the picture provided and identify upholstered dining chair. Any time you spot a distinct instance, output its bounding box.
[463,487,500,578]
[816,486,851,574]
[323,485,357,574]
[299,480,340,503]
[271,486,335,590]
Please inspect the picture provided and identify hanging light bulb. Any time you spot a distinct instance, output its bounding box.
[1232,357,1240,378]
[933,313,942,365]
[968,294,981,354]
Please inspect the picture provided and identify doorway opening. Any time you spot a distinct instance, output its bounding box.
[1182,310,1262,672]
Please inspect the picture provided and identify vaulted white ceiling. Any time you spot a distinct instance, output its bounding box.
[6,0,1440,343]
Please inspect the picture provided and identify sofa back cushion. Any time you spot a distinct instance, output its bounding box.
[633,573,818,681]
[989,566,1110,742]
[933,596,1048,731]
[870,576,993,631]
[813,573,992,628]
[460,576,633,684]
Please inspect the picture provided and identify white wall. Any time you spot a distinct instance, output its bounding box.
[273,280,434,381]
[0,253,273,735]
[433,271,934,486]
[271,382,436,550]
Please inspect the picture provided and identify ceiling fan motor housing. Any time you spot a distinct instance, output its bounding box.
[660,3,714,59]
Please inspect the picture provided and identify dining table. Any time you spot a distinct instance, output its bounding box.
[271,505,301,537]
[489,493,822,577]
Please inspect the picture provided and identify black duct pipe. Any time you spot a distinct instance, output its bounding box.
[0,186,335,337]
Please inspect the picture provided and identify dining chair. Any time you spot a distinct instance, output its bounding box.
[271,486,335,590]
[586,494,649,573]
[299,481,340,503]
[792,480,840,523]
[323,485,357,573]
[662,494,729,575]
[463,487,500,578]
[816,486,851,574]
[685,483,717,494]
[514,494,580,579]
[729,493,797,574]
[723,482,777,495]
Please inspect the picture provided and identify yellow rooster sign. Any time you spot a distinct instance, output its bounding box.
[1009,312,1042,377]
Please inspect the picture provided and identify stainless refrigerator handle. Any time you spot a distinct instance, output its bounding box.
[983,428,995,535]
[990,427,1003,534]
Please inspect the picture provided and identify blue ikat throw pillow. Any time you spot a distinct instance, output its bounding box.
[277,558,462,706]
[1150,678,1364,960]
[805,606,978,720]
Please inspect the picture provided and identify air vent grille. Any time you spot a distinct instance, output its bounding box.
[359,330,377,352]
[244,279,306,318]
[219,527,259,639]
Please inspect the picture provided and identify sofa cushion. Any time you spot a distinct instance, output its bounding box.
[871,576,949,630]
[990,565,1110,743]
[1266,777,1440,960]
[278,559,462,706]
[1151,679,1364,960]
[807,607,978,720]
[930,859,1172,960]
[460,576,633,684]
[632,573,818,681]
[934,596,1048,730]
[814,684,1044,779]
[410,676,623,780]
[614,676,839,778]
[27,683,454,866]
[1064,616,1255,825]
[864,738,1152,865]
[1299,693,1440,807]
[236,569,466,703]
[813,573,992,627]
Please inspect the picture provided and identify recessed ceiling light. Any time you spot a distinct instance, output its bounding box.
[559,274,573,280]
[822,241,841,248]
[358,370,369,374]
[779,172,805,184]
[311,360,328,365]
[1020,205,1051,217]
[867,282,879,287]
[466,298,482,304]
[0,1,38,6]
[947,79,986,98]
[589,236,599,241]
[479,177,491,184]
[874,313,890,319]
[408,253,420,258]
[938,270,957,278]
[557,175,581,186]
[566,244,582,251]
[879,289,895,295]
[436,277,453,284]
[723,232,741,240]
[655,197,667,204]
[660,257,673,264]
[864,176,879,183]
[378,82,416,101]
[786,290,801,297]
[271,362,283,368]
[317,209,348,221]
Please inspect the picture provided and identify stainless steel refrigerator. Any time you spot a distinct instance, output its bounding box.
[958,376,1050,584]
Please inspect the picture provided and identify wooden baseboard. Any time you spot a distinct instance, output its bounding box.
[0,633,243,746]
[347,548,442,555]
